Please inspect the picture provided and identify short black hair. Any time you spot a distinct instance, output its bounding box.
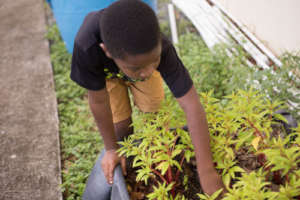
[100,0,161,59]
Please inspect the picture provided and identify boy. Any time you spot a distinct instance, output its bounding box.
[71,0,224,199]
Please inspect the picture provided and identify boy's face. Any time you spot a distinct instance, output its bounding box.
[100,43,162,81]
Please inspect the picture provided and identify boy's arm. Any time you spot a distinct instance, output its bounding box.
[176,85,224,195]
[88,89,118,150]
[88,89,126,184]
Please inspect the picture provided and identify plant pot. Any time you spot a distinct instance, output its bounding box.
[82,149,130,200]
[111,163,130,200]
[274,109,298,135]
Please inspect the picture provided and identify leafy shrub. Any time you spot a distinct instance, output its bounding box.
[118,100,192,199]
[118,89,300,199]
[202,89,300,199]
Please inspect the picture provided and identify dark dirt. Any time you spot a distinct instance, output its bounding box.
[124,157,201,200]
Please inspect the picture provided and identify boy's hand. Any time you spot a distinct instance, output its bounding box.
[199,168,225,198]
[101,149,127,185]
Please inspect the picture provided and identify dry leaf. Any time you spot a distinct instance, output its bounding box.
[251,137,261,151]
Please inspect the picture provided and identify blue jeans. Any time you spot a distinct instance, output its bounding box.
[82,150,130,200]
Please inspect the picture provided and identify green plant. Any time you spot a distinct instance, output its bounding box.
[248,66,300,120]
[118,100,194,199]
[118,88,300,199]
[201,89,300,199]
[222,169,278,200]
[46,24,103,200]
[198,188,224,200]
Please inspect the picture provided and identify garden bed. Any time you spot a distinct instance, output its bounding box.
[117,91,300,199]
[46,1,300,198]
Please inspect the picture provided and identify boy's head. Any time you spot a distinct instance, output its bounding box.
[99,0,162,80]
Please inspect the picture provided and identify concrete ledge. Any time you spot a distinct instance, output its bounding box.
[0,0,62,199]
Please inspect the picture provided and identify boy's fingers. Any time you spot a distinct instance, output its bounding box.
[101,161,110,184]
[109,170,113,185]
[109,165,114,184]
[102,150,122,185]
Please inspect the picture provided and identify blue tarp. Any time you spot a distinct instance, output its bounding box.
[47,0,157,53]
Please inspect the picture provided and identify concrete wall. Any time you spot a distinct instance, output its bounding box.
[217,0,300,56]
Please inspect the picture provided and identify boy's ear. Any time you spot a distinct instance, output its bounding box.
[99,43,113,59]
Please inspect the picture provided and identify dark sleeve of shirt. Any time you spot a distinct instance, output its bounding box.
[158,43,193,98]
[70,43,106,91]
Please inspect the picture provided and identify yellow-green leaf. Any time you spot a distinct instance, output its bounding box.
[251,136,261,151]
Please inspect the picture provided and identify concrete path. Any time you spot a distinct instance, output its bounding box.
[0,0,62,199]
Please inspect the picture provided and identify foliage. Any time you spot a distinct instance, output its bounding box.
[177,33,251,99]
[46,24,103,200]
[200,89,300,199]
[118,100,192,199]
[198,189,224,200]
[119,88,300,199]
[247,65,300,119]
[281,51,300,84]
[177,33,300,120]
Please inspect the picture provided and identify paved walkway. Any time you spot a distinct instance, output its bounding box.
[0,0,62,199]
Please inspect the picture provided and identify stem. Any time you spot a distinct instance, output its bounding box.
[175,152,186,183]
[169,167,176,198]
[171,135,180,152]
[246,118,265,139]
[171,187,176,198]
[150,167,168,183]
[268,112,272,121]
[284,174,290,184]
[165,143,174,184]
[165,143,176,198]
[167,166,173,183]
